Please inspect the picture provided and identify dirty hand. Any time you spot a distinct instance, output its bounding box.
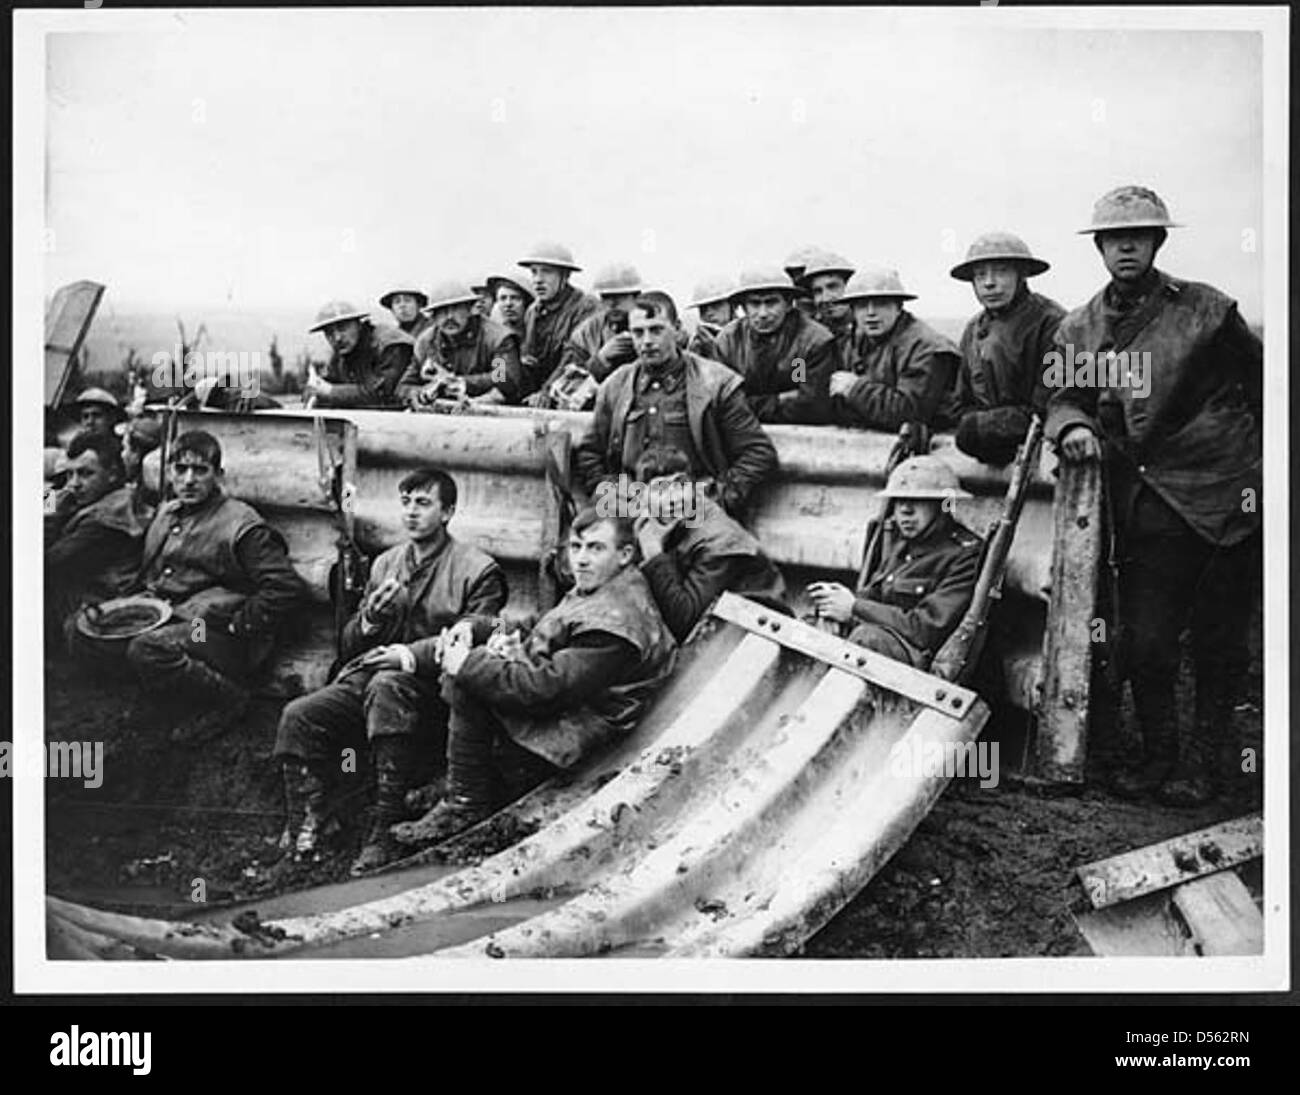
[363,576,402,624]
[442,628,471,676]
[523,390,552,409]
[359,645,404,670]
[808,581,856,623]
[439,376,469,402]
[634,510,670,559]
[486,628,525,661]
[828,371,857,399]
[599,332,635,363]
[304,366,333,400]
[1058,425,1101,463]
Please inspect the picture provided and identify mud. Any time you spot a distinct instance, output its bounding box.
[43,649,1264,959]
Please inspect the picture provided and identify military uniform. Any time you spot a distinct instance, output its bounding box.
[834,311,960,432]
[685,320,723,361]
[520,283,600,398]
[400,314,525,404]
[947,288,1065,465]
[128,489,306,696]
[315,323,415,409]
[712,308,838,425]
[847,512,983,669]
[574,351,778,516]
[641,495,787,641]
[1045,268,1262,796]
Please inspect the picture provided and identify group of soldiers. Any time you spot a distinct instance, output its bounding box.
[44,184,1263,878]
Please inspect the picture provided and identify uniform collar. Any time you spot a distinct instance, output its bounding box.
[636,352,686,392]
[536,283,576,317]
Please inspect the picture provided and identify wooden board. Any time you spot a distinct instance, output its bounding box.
[45,280,106,407]
[1074,890,1198,957]
[1172,872,1264,956]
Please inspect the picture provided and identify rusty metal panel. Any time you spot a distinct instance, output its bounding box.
[45,280,105,407]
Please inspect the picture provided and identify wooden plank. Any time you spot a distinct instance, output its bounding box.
[1035,458,1103,782]
[710,591,978,716]
[45,280,106,407]
[1172,872,1264,956]
[1076,813,1263,909]
[1074,891,1197,957]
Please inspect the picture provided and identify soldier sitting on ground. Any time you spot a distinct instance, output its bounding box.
[944,232,1066,466]
[629,446,787,642]
[391,509,676,848]
[304,300,415,409]
[273,467,507,874]
[808,456,983,669]
[45,430,147,652]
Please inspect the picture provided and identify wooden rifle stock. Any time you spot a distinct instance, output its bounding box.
[929,414,1044,683]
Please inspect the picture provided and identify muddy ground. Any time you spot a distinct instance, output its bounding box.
[42,650,1263,960]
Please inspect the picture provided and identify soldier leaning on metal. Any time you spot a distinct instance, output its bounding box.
[829,267,961,433]
[273,467,507,875]
[391,509,676,848]
[809,456,983,669]
[1046,186,1263,808]
[684,275,737,360]
[304,300,415,409]
[398,281,525,407]
[45,430,147,653]
[573,290,778,518]
[799,250,858,370]
[379,282,433,343]
[944,232,1066,467]
[127,430,308,743]
[712,266,838,424]
[632,445,787,642]
[485,273,534,342]
[517,241,601,402]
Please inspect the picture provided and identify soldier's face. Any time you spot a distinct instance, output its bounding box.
[400,486,452,544]
[1097,229,1160,283]
[646,473,694,525]
[809,273,851,324]
[171,453,220,508]
[324,320,363,355]
[744,292,792,335]
[434,303,474,337]
[496,286,527,323]
[66,450,119,508]
[853,298,902,340]
[892,499,942,540]
[698,301,732,327]
[970,262,1022,313]
[389,294,422,324]
[630,305,679,366]
[569,520,634,594]
[79,406,113,434]
[528,264,566,303]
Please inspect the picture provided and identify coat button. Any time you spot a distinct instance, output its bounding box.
[163,566,173,576]
[649,407,658,415]
[172,525,182,535]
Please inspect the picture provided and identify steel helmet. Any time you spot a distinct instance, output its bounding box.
[1079,185,1183,234]
[730,265,802,303]
[840,266,917,303]
[799,250,856,286]
[116,416,163,449]
[518,241,582,273]
[309,300,371,333]
[72,387,122,411]
[485,273,535,304]
[591,263,645,298]
[422,280,482,314]
[689,275,736,310]
[782,244,826,281]
[878,455,971,500]
[379,284,430,310]
[950,232,1050,281]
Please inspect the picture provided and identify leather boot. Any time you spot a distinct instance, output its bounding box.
[169,658,252,744]
[1111,677,1178,800]
[351,736,413,876]
[388,793,494,848]
[280,760,337,861]
[1160,666,1236,808]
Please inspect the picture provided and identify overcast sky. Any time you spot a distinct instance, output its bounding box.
[43,9,1265,322]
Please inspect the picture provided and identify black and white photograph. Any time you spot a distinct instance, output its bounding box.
[14,4,1289,997]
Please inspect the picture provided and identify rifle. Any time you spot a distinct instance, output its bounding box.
[929,413,1044,684]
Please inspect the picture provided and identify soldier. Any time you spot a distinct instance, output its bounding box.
[808,456,983,668]
[391,509,675,847]
[573,291,778,517]
[469,280,494,319]
[534,262,645,410]
[45,431,146,649]
[516,241,600,400]
[685,275,736,360]
[1046,186,1262,806]
[946,232,1065,466]
[631,446,787,641]
[399,280,525,406]
[304,300,415,409]
[72,388,127,437]
[379,283,432,342]
[486,273,534,341]
[711,266,838,425]
[118,416,164,514]
[128,430,307,742]
[829,267,960,432]
[783,244,825,318]
[273,467,507,874]
[799,251,857,369]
